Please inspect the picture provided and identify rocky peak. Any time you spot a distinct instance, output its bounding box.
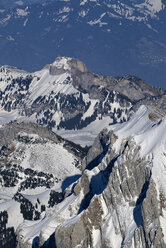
[49,57,166,103]
[49,57,89,75]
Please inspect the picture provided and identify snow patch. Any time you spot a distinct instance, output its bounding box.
[52,57,71,70]
[160,209,166,243]
[88,13,108,27]
[82,99,98,121]
[16,8,29,17]
[80,0,88,6]
[58,7,71,14]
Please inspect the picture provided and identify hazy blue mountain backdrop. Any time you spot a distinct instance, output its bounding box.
[0,0,166,89]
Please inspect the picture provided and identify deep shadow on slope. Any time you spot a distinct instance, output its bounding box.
[133,172,152,227]
[78,154,119,214]
[33,232,56,248]
[61,174,81,193]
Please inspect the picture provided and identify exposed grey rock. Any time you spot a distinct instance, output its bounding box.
[141,180,166,248]
[83,128,110,171]
[55,217,91,248]
[55,196,103,248]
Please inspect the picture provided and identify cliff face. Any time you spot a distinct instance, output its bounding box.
[15,105,166,248]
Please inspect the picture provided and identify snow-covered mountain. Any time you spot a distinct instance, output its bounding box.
[0,57,165,146]
[1,105,165,248]
[0,56,165,247]
[0,0,166,88]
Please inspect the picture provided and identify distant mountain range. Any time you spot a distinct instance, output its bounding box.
[0,0,166,88]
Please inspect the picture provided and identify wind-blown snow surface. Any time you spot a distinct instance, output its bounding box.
[111,105,166,198]
[15,105,166,247]
[110,105,163,149]
[112,105,166,183]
